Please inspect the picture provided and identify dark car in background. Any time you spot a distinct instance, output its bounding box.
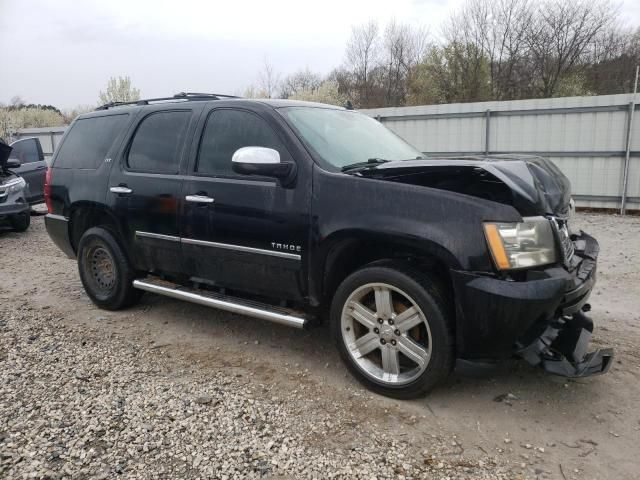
[43,93,612,398]
[8,137,47,204]
[0,141,32,231]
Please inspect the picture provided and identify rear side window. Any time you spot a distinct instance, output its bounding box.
[55,114,129,169]
[197,109,283,176]
[127,111,191,173]
[9,138,41,164]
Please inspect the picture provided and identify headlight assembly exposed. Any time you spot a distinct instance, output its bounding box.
[3,176,27,194]
[483,216,557,270]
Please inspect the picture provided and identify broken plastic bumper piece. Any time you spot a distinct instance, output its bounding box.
[517,310,613,378]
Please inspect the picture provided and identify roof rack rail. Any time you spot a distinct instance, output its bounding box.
[96,92,240,110]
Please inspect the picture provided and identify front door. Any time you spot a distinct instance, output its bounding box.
[10,138,46,203]
[108,106,201,276]
[180,107,310,301]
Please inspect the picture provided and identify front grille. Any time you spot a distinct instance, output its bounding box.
[551,217,574,266]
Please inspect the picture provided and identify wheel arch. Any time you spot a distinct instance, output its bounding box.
[313,229,459,310]
[68,201,127,255]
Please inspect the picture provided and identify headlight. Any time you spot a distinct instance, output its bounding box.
[4,177,26,194]
[483,216,557,270]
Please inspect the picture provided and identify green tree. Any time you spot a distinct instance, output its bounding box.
[98,76,141,105]
[408,43,492,105]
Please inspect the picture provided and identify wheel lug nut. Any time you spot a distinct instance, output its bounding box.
[377,318,384,324]
[391,339,396,346]
[380,339,386,345]
[373,327,379,334]
[394,329,401,336]
[388,319,394,325]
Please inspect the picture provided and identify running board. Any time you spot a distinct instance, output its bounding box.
[133,277,308,329]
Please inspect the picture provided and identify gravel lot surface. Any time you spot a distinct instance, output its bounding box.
[1,211,639,479]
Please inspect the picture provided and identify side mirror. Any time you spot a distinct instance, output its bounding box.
[232,147,295,181]
[6,159,21,169]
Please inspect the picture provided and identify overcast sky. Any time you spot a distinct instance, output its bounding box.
[1,0,639,109]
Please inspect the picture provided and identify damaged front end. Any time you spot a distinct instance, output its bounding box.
[451,226,614,379]
[359,154,614,379]
[514,231,613,377]
[517,310,613,377]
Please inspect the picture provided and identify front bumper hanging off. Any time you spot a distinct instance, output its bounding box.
[516,310,614,377]
[452,229,614,377]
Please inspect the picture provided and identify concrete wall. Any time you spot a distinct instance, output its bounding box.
[362,93,640,210]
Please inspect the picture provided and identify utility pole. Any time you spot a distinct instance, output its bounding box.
[621,65,639,215]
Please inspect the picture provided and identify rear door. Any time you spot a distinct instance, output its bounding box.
[9,138,46,203]
[180,106,310,301]
[108,105,202,276]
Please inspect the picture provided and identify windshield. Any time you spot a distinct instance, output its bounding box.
[279,107,423,170]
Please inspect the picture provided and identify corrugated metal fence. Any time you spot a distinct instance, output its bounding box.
[362,93,640,210]
[13,94,640,210]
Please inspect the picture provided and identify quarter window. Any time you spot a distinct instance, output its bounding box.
[197,109,283,176]
[54,114,129,169]
[128,111,191,173]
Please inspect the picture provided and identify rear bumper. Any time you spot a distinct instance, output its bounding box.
[45,213,75,258]
[451,230,613,377]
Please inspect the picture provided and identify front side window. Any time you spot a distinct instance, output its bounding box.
[279,107,423,171]
[128,111,191,173]
[197,109,283,176]
[55,114,129,169]
[9,138,41,164]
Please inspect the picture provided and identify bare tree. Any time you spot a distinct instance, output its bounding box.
[381,20,429,106]
[345,21,380,106]
[585,26,640,94]
[10,96,25,108]
[257,58,281,99]
[526,0,618,97]
[280,68,322,98]
[446,0,534,100]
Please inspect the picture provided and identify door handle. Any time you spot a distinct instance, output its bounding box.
[186,195,214,204]
[36,166,46,170]
[110,186,133,194]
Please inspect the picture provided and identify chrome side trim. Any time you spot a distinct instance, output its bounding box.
[46,213,68,222]
[134,231,301,260]
[132,279,307,329]
[181,237,301,260]
[135,231,180,242]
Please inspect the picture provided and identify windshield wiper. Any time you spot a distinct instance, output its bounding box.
[341,158,391,172]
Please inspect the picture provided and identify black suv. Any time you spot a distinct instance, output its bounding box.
[44,93,612,398]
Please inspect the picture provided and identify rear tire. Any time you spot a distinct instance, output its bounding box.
[10,212,30,232]
[77,227,142,310]
[330,261,454,399]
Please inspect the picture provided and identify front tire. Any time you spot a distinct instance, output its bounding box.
[10,212,30,232]
[77,227,142,310]
[330,262,454,398]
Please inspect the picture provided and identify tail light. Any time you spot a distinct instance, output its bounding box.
[44,167,53,213]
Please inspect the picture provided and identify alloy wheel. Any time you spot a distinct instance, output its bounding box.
[340,282,432,385]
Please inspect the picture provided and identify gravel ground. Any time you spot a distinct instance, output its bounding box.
[1,211,639,479]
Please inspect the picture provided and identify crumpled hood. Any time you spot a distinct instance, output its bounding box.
[361,155,572,217]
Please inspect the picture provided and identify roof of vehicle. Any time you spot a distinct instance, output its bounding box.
[90,93,346,115]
